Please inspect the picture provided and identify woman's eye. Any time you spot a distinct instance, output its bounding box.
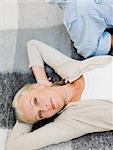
[33,98,38,105]
[38,111,43,119]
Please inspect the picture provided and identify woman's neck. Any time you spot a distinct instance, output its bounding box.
[52,75,85,106]
[70,75,85,102]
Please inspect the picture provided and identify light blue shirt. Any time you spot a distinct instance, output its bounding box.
[47,0,113,58]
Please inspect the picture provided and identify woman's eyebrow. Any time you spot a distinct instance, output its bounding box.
[29,98,38,121]
[29,97,42,120]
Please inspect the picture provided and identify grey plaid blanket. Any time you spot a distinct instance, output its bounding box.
[0,0,113,150]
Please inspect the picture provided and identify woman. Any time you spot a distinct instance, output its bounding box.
[6,40,113,150]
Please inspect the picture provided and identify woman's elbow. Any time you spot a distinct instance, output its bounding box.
[27,39,41,50]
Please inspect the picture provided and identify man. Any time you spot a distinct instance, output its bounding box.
[6,40,113,150]
[47,0,113,58]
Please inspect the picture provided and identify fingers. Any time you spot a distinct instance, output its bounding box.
[37,80,52,86]
[48,77,52,81]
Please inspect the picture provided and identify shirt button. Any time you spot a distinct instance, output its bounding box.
[95,0,102,4]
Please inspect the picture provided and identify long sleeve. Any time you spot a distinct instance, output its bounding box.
[27,40,73,69]
[27,40,113,83]
[6,99,113,150]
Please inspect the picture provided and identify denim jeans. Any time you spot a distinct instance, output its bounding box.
[47,0,113,58]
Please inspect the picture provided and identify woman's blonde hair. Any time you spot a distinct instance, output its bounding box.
[12,84,33,122]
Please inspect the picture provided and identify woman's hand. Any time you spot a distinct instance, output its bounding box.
[37,77,52,86]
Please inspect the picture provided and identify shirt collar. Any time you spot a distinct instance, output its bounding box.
[58,101,79,114]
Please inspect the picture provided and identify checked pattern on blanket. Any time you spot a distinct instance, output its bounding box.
[0,0,113,150]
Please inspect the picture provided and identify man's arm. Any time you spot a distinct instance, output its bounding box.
[6,99,113,150]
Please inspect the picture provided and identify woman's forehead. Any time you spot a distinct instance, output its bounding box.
[19,93,31,108]
[19,93,36,122]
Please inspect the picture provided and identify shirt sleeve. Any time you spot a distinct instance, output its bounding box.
[27,39,72,70]
[27,40,44,68]
[6,100,113,150]
[6,121,76,150]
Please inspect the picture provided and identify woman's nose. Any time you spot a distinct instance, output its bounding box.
[41,103,51,111]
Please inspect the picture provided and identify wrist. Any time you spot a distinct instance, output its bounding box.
[32,66,48,81]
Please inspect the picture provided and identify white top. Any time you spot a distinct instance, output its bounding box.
[81,61,113,101]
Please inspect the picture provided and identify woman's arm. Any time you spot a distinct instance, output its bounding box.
[27,41,52,85]
[27,40,72,70]
[6,99,113,150]
[27,39,75,83]
[27,40,113,83]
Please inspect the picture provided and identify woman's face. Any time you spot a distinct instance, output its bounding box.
[18,84,65,123]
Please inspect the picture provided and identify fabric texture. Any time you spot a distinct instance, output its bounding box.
[1,1,113,150]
